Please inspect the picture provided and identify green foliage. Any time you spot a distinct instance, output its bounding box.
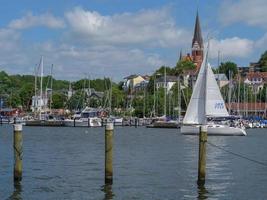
[218,61,238,79]
[259,51,267,72]
[19,83,35,110]
[65,91,84,110]
[111,85,125,109]
[7,92,21,108]
[73,78,111,91]
[52,92,67,109]
[175,60,196,75]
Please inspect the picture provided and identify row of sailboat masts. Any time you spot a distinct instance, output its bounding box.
[226,70,267,117]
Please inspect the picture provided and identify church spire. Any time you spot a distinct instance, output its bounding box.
[191,10,204,71]
[192,11,203,49]
[179,49,183,61]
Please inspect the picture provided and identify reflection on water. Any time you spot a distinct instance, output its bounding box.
[7,182,22,200]
[198,185,208,200]
[0,126,267,199]
[101,184,114,200]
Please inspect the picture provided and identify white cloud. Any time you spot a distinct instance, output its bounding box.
[8,12,65,30]
[209,37,254,59]
[219,0,267,28]
[26,42,165,80]
[65,7,190,47]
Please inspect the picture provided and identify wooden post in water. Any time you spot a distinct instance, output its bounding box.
[105,122,113,184]
[198,125,207,186]
[135,118,137,128]
[13,124,23,182]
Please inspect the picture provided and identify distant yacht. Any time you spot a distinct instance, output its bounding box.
[181,45,246,136]
[64,107,102,127]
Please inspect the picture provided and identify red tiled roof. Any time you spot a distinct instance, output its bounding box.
[245,72,267,80]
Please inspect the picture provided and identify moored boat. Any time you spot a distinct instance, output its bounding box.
[181,44,246,136]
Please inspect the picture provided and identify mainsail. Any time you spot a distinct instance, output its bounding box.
[183,51,229,125]
[182,53,207,124]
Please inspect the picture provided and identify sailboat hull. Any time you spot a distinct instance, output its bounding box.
[181,125,246,136]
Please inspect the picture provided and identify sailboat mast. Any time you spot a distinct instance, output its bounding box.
[143,88,146,118]
[228,70,232,115]
[177,76,181,122]
[50,64,53,111]
[34,65,37,118]
[40,56,44,119]
[109,78,112,113]
[153,74,156,117]
[265,86,267,118]
[164,66,167,117]
[237,74,241,115]
[88,75,90,107]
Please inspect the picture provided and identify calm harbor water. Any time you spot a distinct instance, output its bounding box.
[0,125,267,199]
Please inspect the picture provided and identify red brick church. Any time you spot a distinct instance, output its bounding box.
[180,11,204,73]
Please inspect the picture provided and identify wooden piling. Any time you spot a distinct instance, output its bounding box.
[105,122,113,184]
[198,125,207,186]
[135,118,137,128]
[13,124,23,182]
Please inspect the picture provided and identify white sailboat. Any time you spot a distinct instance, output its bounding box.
[181,46,246,136]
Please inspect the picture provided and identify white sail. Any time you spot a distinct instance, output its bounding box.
[183,54,207,124]
[206,63,229,117]
[183,50,229,125]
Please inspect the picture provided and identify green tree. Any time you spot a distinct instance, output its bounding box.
[259,51,267,72]
[66,91,84,110]
[7,92,21,108]
[218,61,238,79]
[52,93,66,109]
[19,83,34,110]
[175,60,196,75]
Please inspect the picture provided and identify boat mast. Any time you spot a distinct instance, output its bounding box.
[265,86,267,118]
[143,87,146,118]
[109,78,112,114]
[177,75,181,122]
[50,64,53,111]
[88,75,90,107]
[34,64,37,118]
[164,66,167,117]
[39,56,44,119]
[228,70,232,115]
[237,74,241,116]
[153,74,156,117]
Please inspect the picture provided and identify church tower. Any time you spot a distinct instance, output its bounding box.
[191,11,203,71]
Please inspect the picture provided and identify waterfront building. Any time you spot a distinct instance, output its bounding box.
[122,74,147,93]
[155,75,177,93]
[243,72,267,93]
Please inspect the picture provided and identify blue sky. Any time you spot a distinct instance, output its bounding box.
[0,0,266,81]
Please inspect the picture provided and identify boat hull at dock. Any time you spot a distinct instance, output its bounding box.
[25,120,64,127]
[63,117,102,127]
[147,121,180,129]
[181,125,246,136]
